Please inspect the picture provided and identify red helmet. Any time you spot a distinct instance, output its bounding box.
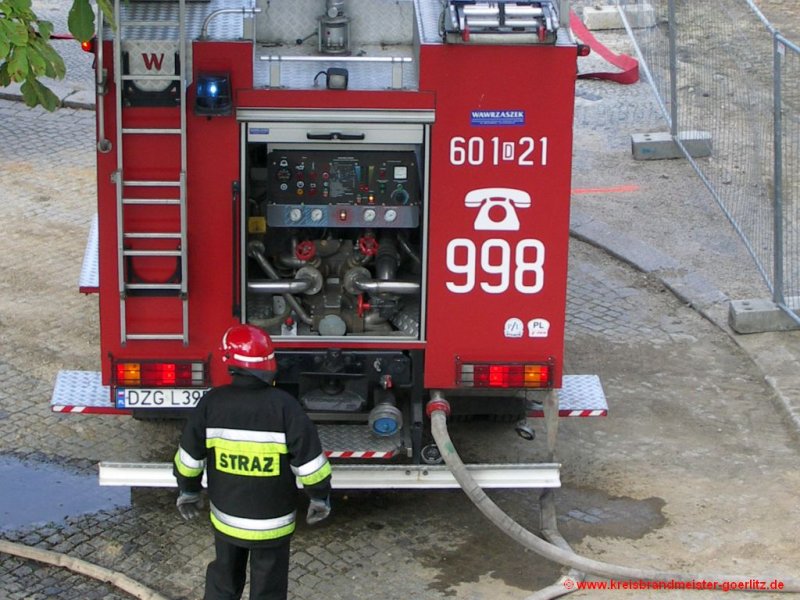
[220,324,277,381]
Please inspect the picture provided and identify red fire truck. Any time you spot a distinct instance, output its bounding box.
[52,0,606,487]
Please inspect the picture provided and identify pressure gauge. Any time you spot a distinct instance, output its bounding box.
[363,208,377,223]
[310,208,324,222]
[384,208,398,223]
[289,208,303,222]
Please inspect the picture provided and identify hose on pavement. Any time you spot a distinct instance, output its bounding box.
[0,539,168,600]
[428,407,800,594]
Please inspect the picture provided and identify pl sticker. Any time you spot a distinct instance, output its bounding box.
[504,318,524,338]
[527,318,550,338]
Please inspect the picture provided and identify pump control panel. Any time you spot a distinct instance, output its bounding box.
[264,150,421,228]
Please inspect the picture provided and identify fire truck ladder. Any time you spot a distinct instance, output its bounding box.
[113,0,189,345]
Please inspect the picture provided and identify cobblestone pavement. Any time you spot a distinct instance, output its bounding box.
[2,3,800,596]
[2,96,799,599]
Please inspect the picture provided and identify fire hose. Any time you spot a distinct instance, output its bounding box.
[0,539,167,600]
[426,398,800,597]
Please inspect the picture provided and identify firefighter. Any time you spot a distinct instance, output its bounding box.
[173,323,332,600]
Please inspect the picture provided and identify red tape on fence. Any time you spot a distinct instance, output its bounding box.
[570,10,639,84]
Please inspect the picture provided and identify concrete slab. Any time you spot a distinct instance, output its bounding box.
[571,210,728,315]
[571,208,679,273]
[729,297,800,333]
[583,4,656,31]
[631,130,713,160]
[660,269,729,311]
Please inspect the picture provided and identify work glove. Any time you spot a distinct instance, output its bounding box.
[176,491,203,521]
[306,496,331,525]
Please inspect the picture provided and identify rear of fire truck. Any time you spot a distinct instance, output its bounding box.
[52,0,607,481]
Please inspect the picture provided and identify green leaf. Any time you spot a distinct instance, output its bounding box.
[0,38,10,61]
[26,42,47,76]
[35,40,65,79]
[67,0,94,43]
[21,77,59,111]
[8,0,33,11]
[7,45,29,81]
[6,20,29,45]
[38,19,53,40]
[20,78,38,106]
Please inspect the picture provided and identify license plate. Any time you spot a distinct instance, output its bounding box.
[116,388,209,409]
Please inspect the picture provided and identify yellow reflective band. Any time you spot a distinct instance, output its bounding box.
[174,449,204,478]
[293,453,328,477]
[206,438,288,455]
[299,460,332,487]
[206,427,286,445]
[211,514,295,541]
[210,512,295,541]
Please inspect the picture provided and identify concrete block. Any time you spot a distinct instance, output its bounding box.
[618,4,657,28]
[631,130,712,160]
[583,4,656,31]
[729,298,800,334]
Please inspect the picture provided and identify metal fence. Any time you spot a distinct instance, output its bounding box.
[615,0,800,322]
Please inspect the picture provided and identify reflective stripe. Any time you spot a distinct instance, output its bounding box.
[174,447,205,478]
[293,453,332,487]
[292,452,328,477]
[206,428,286,444]
[206,438,288,456]
[300,460,331,486]
[178,446,205,469]
[209,502,296,541]
[230,352,274,364]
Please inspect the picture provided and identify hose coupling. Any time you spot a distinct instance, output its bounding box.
[425,392,451,418]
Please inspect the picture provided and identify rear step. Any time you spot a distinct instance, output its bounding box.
[52,369,607,489]
[98,461,562,490]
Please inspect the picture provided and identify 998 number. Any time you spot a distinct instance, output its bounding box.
[445,238,545,294]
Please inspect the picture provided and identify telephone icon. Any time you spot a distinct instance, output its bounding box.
[464,187,531,231]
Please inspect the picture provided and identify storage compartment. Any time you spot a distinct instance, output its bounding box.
[241,120,428,340]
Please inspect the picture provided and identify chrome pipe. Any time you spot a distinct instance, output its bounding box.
[247,241,314,325]
[354,280,420,294]
[247,280,313,294]
[96,4,111,153]
[200,7,262,39]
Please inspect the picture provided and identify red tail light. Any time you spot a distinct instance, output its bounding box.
[80,38,96,53]
[114,361,207,387]
[458,362,552,389]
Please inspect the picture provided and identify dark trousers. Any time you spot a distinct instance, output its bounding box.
[204,535,291,600]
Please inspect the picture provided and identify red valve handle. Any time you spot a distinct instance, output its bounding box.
[295,240,316,261]
[358,235,379,257]
[357,294,371,318]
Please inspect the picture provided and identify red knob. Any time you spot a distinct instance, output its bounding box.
[295,240,316,261]
[358,235,379,257]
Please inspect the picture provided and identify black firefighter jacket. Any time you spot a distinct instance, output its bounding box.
[173,375,332,546]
